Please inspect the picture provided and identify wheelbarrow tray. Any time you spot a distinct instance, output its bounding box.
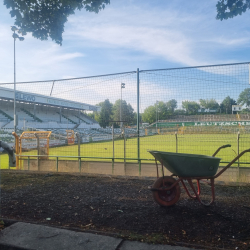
[148,151,221,177]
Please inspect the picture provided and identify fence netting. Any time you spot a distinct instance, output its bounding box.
[0,63,250,168]
[140,63,250,165]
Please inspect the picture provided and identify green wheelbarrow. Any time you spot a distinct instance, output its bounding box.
[148,145,250,207]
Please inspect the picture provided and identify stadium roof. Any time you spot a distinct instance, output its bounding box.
[0,86,100,111]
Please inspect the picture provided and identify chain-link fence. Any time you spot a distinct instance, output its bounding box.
[0,62,250,168]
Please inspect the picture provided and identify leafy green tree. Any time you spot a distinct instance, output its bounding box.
[216,0,250,20]
[199,99,219,110]
[142,106,156,124]
[131,112,139,125]
[237,88,250,107]
[174,109,186,115]
[157,101,169,120]
[166,99,177,114]
[4,0,110,45]
[220,96,237,113]
[96,99,113,128]
[112,100,135,126]
[86,112,95,119]
[182,101,200,115]
[142,101,170,124]
[241,108,250,113]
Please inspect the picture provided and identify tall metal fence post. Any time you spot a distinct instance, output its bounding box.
[112,123,114,174]
[137,68,140,175]
[76,133,80,156]
[123,129,126,166]
[35,134,40,171]
[237,131,240,177]
[175,132,178,153]
[77,133,81,172]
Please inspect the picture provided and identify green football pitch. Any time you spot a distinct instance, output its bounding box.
[1,134,250,169]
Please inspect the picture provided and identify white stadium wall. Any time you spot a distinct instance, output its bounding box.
[0,86,100,130]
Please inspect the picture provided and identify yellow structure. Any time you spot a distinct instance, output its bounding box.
[66,130,75,145]
[12,131,51,169]
[178,126,186,135]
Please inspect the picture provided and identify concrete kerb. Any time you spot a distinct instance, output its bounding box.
[0,221,207,250]
[0,222,122,250]
[0,219,231,250]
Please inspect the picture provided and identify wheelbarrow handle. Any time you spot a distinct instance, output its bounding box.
[214,148,250,178]
[212,144,231,157]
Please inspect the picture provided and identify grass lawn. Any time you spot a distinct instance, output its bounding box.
[1,133,250,168]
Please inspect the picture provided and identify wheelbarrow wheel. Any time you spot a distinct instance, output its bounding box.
[152,176,180,207]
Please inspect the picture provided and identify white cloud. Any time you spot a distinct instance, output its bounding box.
[65,2,250,68]
[1,0,250,112]
[208,37,250,46]
[67,7,197,65]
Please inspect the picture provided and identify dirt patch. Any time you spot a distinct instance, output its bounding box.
[1,171,250,249]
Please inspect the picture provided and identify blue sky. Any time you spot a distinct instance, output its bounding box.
[1,0,250,83]
[0,0,250,111]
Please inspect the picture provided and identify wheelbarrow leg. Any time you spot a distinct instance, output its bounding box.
[187,179,215,206]
[181,179,201,199]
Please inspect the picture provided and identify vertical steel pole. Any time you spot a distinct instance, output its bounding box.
[14,35,16,133]
[77,133,80,157]
[124,129,126,165]
[156,102,157,132]
[59,107,62,123]
[112,123,114,173]
[175,132,178,153]
[50,80,55,96]
[120,85,122,129]
[237,131,240,168]
[56,157,58,172]
[76,134,81,172]
[112,124,114,158]
[37,136,40,171]
[137,69,140,164]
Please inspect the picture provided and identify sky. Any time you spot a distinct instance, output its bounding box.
[0,0,250,110]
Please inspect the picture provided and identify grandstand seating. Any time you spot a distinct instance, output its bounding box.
[0,100,100,130]
[160,114,250,123]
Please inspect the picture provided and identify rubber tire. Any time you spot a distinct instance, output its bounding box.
[152,176,181,207]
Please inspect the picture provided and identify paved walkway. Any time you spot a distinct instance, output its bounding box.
[0,222,200,250]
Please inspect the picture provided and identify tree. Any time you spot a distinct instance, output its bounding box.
[199,99,219,110]
[86,112,95,119]
[157,101,169,120]
[96,99,113,128]
[131,112,138,125]
[4,0,110,45]
[220,96,237,113]
[174,109,186,115]
[142,101,170,124]
[112,100,135,126]
[237,88,250,107]
[142,105,156,124]
[216,0,250,20]
[182,101,200,115]
[166,99,177,114]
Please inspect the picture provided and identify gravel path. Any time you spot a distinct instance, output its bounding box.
[1,171,250,249]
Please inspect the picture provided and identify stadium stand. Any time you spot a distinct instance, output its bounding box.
[160,114,250,123]
[0,86,101,131]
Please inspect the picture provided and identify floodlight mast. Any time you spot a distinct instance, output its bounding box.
[120,83,125,129]
[11,26,25,133]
